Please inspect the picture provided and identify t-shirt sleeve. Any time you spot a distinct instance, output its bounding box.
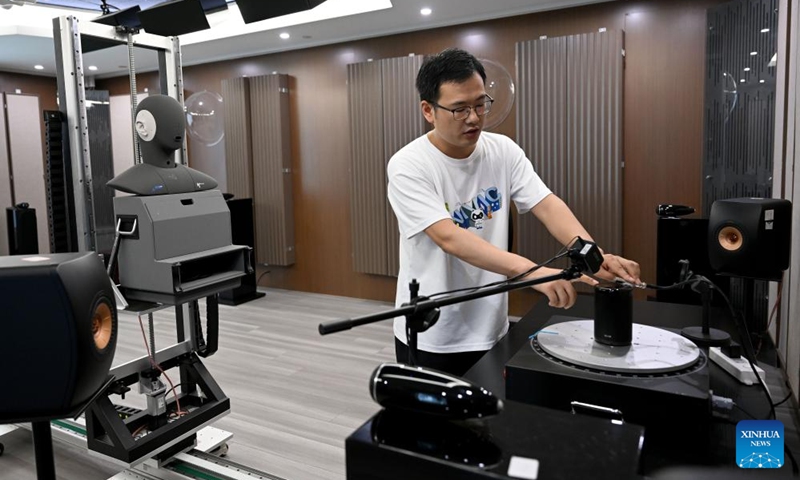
[387,156,451,239]
[507,141,552,213]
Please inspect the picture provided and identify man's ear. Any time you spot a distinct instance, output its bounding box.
[421,101,435,125]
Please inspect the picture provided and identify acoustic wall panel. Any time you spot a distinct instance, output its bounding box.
[5,93,49,254]
[517,31,623,264]
[348,61,388,275]
[348,55,425,276]
[249,74,295,266]
[516,37,568,264]
[381,55,427,276]
[565,31,624,257]
[0,96,11,256]
[221,77,253,199]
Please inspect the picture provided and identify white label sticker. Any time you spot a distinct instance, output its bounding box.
[765,209,774,221]
[508,456,540,479]
[21,256,50,262]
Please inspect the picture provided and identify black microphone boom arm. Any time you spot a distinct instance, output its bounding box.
[318,238,603,338]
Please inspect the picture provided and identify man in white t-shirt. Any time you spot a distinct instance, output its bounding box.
[387,48,641,376]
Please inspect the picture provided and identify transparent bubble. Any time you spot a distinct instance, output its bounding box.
[480,59,515,131]
[184,90,224,147]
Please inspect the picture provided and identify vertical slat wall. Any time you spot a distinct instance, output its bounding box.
[250,74,295,266]
[349,55,425,276]
[0,94,11,255]
[517,31,623,263]
[222,77,253,199]
[566,31,624,256]
[516,37,568,263]
[381,55,427,276]
[348,61,387,275]
[6,93,50,254]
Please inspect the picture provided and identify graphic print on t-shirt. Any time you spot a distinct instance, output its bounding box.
[447,186,503,230]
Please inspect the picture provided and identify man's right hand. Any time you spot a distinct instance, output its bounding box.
[527,266,598,309]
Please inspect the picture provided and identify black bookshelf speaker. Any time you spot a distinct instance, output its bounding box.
[236,0,328,24]
[0,252,117,423]
[6,203,39,255]
[708,198,792,281]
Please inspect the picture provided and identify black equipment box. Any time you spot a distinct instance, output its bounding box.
[505,316,711,430]
[346,400,644,480]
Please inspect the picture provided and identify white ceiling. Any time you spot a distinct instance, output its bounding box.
[0,0,613,78]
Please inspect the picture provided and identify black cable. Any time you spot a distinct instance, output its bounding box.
[702,277,776,420]
[773,391,793,408]
[256,269,271,286]
[427,236,584,299]
[428,250,570,299]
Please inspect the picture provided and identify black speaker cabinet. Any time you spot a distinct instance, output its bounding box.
[0,252,117,423]
[236,0,328,24]
[6,203,39,255]
[708,198,792,281]
[219,198,265,305]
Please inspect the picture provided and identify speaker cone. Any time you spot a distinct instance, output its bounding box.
[92,300,113,351]
[718,225,743,251]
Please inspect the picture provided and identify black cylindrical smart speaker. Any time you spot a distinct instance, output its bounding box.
[594,283,633,346]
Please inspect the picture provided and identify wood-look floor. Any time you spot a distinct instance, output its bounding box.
[1,288,799,479]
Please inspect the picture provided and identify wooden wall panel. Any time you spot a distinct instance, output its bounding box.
[93,0,727,312]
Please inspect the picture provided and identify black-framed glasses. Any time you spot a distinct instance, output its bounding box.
[431,95,494,121]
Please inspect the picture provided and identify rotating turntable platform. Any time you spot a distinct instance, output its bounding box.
[536,320,701,374]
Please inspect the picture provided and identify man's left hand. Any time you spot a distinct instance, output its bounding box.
[595,254,641,284]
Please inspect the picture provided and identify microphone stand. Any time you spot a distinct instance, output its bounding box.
[319,257,592,367]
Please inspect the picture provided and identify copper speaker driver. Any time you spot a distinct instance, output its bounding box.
[718,225,743,251]
[92,301,113,351]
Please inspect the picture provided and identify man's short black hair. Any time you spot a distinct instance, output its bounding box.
[416,48,486,103]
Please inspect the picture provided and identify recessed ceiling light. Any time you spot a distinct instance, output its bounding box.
[761,28,770,33]
[750,51,758,56]
[88,65,98,71]
[279,32,290,39]
[740,79,746,83]
[420,8,432,16]
[34,65,44,70]
[760,79,765,83]
[743,67,751,72]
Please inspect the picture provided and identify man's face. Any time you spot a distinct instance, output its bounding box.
[422,72,487,159]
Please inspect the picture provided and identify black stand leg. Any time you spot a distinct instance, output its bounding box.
[681,282,730,346]
[31,421,55,480]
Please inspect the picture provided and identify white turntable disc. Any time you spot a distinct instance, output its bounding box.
[536,320,701,374]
